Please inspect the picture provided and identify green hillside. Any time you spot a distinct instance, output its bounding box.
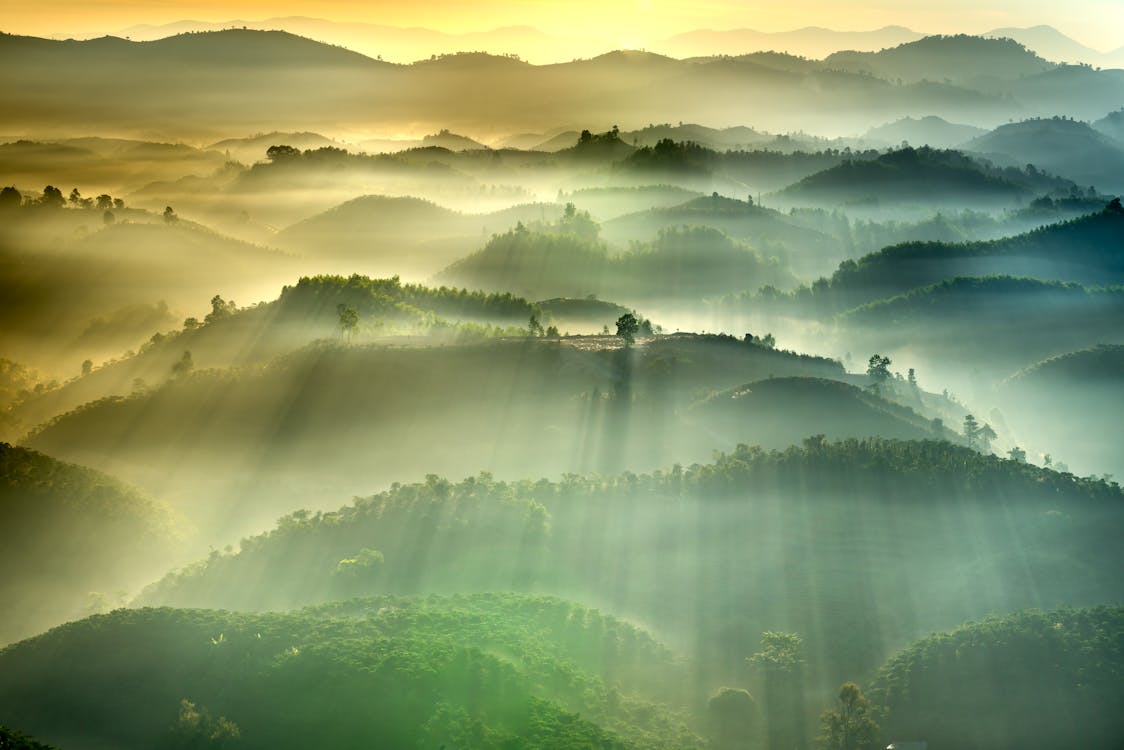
[138,438,1124,693]
[0,443,177,645]
[0,596,701,750]
[871,607,1124,750]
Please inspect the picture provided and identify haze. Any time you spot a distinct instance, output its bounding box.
[1,3,1122,750]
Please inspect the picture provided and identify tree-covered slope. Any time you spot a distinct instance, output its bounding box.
[0,596,702,750]
[688,377,949,446]
[870,606,1124,750]
[778,146,1065,206]
[139,439,1124,693]
[799,200,1124,311]
[0,443,177,645]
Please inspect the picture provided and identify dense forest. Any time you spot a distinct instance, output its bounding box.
[2,13,1122,750]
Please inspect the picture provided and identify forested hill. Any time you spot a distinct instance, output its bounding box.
[803,199,1124,310]
[0,443,177,645]
[0,596,701,750]
[871,606,1124,750]
[139,438,1124,691]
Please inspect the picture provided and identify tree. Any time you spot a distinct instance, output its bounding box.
[113,198,125,210]
[750,631,806,750]
[1008,446,1027,462]
[615,313,640,344]
[205,295,236,325]
[171,698,240,749]
[817,682,878,750]
[266,144,301,162]
[907,368,917,388]
[963,414,980,449]
[0,186,21,210]
[95,194,113,210]
[545,325,560,337]
[707,688,757,750]
[40,185,64,208]
[527,313,544,337]
[163,206,178,224]
[337,304,359,343]
[103,210,115,225]
[866,354,891,387]
[171,351,194,378]
[68,188,82,206]
[81,359,93,377]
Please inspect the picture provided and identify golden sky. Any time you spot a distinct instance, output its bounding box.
[5,0,1122,51]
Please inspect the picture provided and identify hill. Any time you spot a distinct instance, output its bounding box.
[784,201,1124,312]
[207,131,344,163]
[1093,108,1124,145]
[602,193,839,278]
[20,334,845,539]
[994,344,1124,477]
[439,221,796,304]
[963,117,1124,192]
[861,115,985,148]
[6,274,540,440]
[778,146,1054,207]
[0,596,701,750]
[0,443,177,645]
[836,276,1124,384]
[823,34,1053,85]
[983,25,1106,64]
[271,195,562,275]
[871,607,1124,750]
[137,438,1124,694]
[689,377,949,446]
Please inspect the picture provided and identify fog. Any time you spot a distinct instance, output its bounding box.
[1,21,1123,750]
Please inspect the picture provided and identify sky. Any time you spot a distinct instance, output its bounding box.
[4,0,1123,51]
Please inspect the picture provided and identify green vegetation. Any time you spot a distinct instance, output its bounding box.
[0,443,177,645]
[0,596,701,750]
[871,607,1124,750]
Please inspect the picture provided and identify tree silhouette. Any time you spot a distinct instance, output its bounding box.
[0,186,21,210]
[163,206,178,224]
[978,423,997,453]
[1008,446,1027,462]
[527,313,544,337]
[866,354,891,393]
[817,682,878,750]
[963,414,980,449]
[40,185,64,208]
[171,351,194,378]
[707,687,757,750]
[337,304,359,343]
[615,313,640,344]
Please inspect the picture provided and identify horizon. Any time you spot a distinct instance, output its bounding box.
[5,2,1122,58]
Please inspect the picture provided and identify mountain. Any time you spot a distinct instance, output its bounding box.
[107,17,577,64]
[0,30,1069,140]
[861,115,986,148]
[984,25,1106,64]
[0,443,177,645]
[654,26,924,60]
[0,596,700,750]
[963,117,1124,192]
[871,607,1124,750]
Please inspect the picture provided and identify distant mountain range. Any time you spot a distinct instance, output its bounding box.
[82,19,1124,68]
[5,30,1123,140]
